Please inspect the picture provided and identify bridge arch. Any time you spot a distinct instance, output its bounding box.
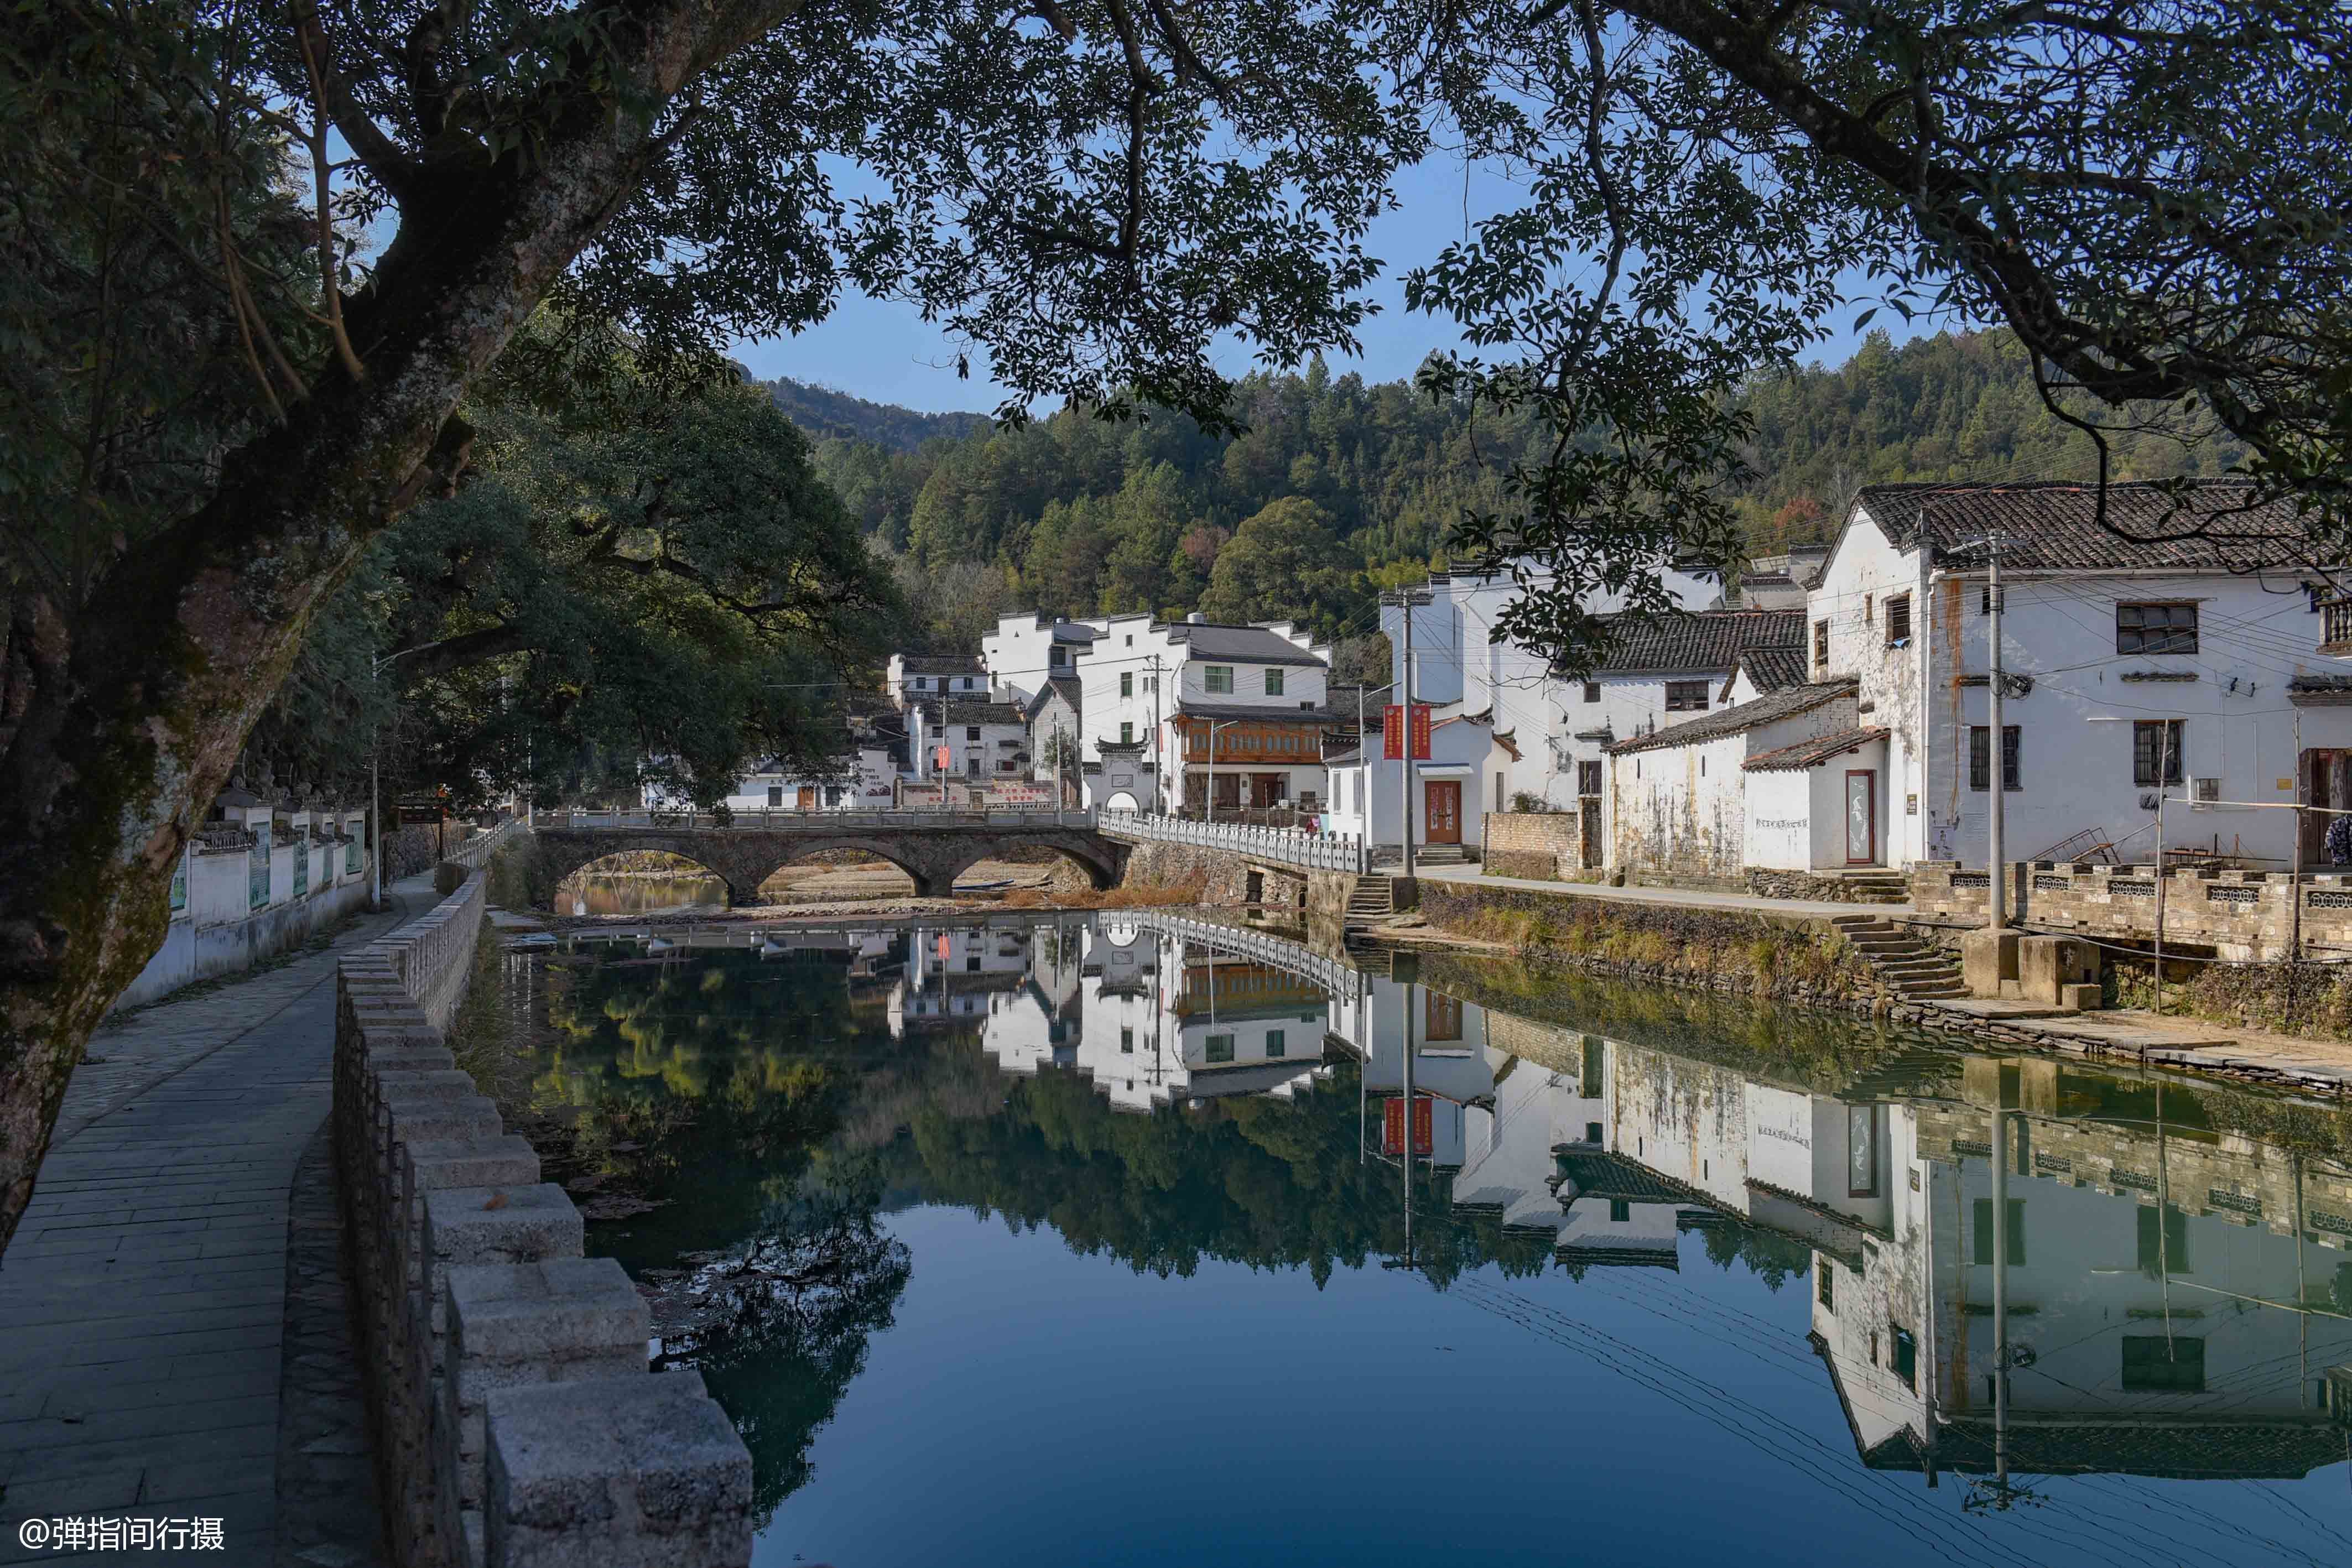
[525,823,1127,908]
[915,838,1122,897]
[745,837,939,900]
[546,848,736,914]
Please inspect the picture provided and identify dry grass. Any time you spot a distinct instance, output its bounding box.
[998,876,1208,911]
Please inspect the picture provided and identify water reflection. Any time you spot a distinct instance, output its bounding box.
[498,913,2352,1561]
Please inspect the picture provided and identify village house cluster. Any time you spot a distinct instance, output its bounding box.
[672,480,2352,903]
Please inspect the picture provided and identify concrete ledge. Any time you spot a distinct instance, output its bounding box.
[486,1373,753,1568]
[335,857,748,1568]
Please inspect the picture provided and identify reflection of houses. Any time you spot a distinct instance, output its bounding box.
[896,923,1034,1027]
[1810,1062,2352,1481]
[956,919,1335,1113]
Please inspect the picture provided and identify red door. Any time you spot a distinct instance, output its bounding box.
[1425,780,1461,845]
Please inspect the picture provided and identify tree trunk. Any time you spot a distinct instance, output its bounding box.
[0,0,748,1256]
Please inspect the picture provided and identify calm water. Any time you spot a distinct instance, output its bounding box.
[489,914,2352,1567]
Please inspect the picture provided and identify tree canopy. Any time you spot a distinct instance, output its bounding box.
[3,0,2346,1257]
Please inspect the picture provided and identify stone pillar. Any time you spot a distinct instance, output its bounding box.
[441,1259,650,1566]
[486,1373,754,1568]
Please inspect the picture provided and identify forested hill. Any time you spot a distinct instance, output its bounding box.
[793,330,2244,653]
[761,377,992,450]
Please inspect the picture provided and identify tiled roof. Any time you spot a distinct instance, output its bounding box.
[1023,676,1082,719]
[940,700,1025,726]
[1609,679,1857,756]
[1851,481,2320,574]
[1736,647,1812,694]
[1587,610,1803,674]
[897,654,984,675]
[1174,700,1345,723]
[1743,726,1888,773]
[1165,622,1326,666]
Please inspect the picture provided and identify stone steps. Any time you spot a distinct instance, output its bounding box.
[1833,914,1974,999]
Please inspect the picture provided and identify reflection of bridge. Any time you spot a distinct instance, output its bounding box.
[527,809,1125,904]
[1113,909,1362,1004]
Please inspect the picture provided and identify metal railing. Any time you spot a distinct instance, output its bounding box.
[1095,809,1365,874]
[538,806,1096,831]
[1116,907,1364,1004]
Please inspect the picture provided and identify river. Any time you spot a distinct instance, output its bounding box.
[478,909,2352,1566]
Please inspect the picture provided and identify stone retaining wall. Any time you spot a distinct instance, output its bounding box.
[1741,868,1888,904]
[1911,860,2352,961]
[336,862,751,1568]
[1481,812,1582,880]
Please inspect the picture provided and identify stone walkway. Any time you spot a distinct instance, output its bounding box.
[0,874,437,1565]
[1412,861,1911,920]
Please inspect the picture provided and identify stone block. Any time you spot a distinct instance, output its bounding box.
[423,1185,583,1276]
[486,1373,752,1568]
[2018,934,2099,1004]
[405,1137,543,1208]
[444,1259,651,1519]
[383,1096,503,1150]
[1960,930,2019,999]
[2059,982,2102,1012]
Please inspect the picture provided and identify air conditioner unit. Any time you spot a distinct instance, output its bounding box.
[2189,777,2222,809]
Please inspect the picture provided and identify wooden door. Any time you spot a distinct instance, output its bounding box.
[1844,770,1877,864]
[1579,799,1602,868]
[797,785,816,810]
[1425,780,1462,845]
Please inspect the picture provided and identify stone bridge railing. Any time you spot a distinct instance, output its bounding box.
[1096,809,1366,875]
[336,863,752,1568]
[542,806,1095,830]
[1116,907,1365,1004]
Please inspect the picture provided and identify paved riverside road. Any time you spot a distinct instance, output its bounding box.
[0,871,439,1565]
[1408,861,1912,921]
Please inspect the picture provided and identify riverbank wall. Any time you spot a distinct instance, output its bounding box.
[1116,837,1359,925]
[334,858,753,1568]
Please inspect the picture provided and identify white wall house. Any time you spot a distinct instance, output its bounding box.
[906,697,1031,783]
[981,615,1101,708]
[1001,611,1342,814]
[1322,712,1518,861]
[1551,611,1807,870]
[1605,679,1872,884]
[1381,559,1723,810]
[886,653,992,710]
[1022,677,1083,795]
[1808,481,2351,873]
[677,748,897,812]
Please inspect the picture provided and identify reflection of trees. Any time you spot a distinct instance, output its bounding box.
[1698,1218,1814,1292]
[508,937,1845,1525]
[902,1062,1543,1289]
[660,1155,911,1520]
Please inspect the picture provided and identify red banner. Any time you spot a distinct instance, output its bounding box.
[1382,704,1433,761]
[1382,1095,1434,1158]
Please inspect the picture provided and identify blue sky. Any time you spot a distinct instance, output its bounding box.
[728,154,1916,414]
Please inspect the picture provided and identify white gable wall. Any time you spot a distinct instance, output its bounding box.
[1807,509,1930,865]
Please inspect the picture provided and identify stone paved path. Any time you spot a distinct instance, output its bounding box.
[0,874,436,1565]
[1412,861,1911,920]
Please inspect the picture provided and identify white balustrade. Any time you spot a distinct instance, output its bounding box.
[1094,810,1366,875]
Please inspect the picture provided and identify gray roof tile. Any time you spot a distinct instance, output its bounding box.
[1609,679,1857,756]
[1853,481,2318,574]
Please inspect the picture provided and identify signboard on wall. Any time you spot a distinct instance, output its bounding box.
[1382,704,1433,761]
[1382,1093,1434,1158]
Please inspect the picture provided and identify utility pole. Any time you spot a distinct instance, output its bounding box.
[1150,652,1163,815]
[1986,534,2006,929]
[1991,1106,2010,1487]
[1391,591,1425,879]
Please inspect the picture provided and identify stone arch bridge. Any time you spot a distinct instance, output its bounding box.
[523,811,1127,905]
